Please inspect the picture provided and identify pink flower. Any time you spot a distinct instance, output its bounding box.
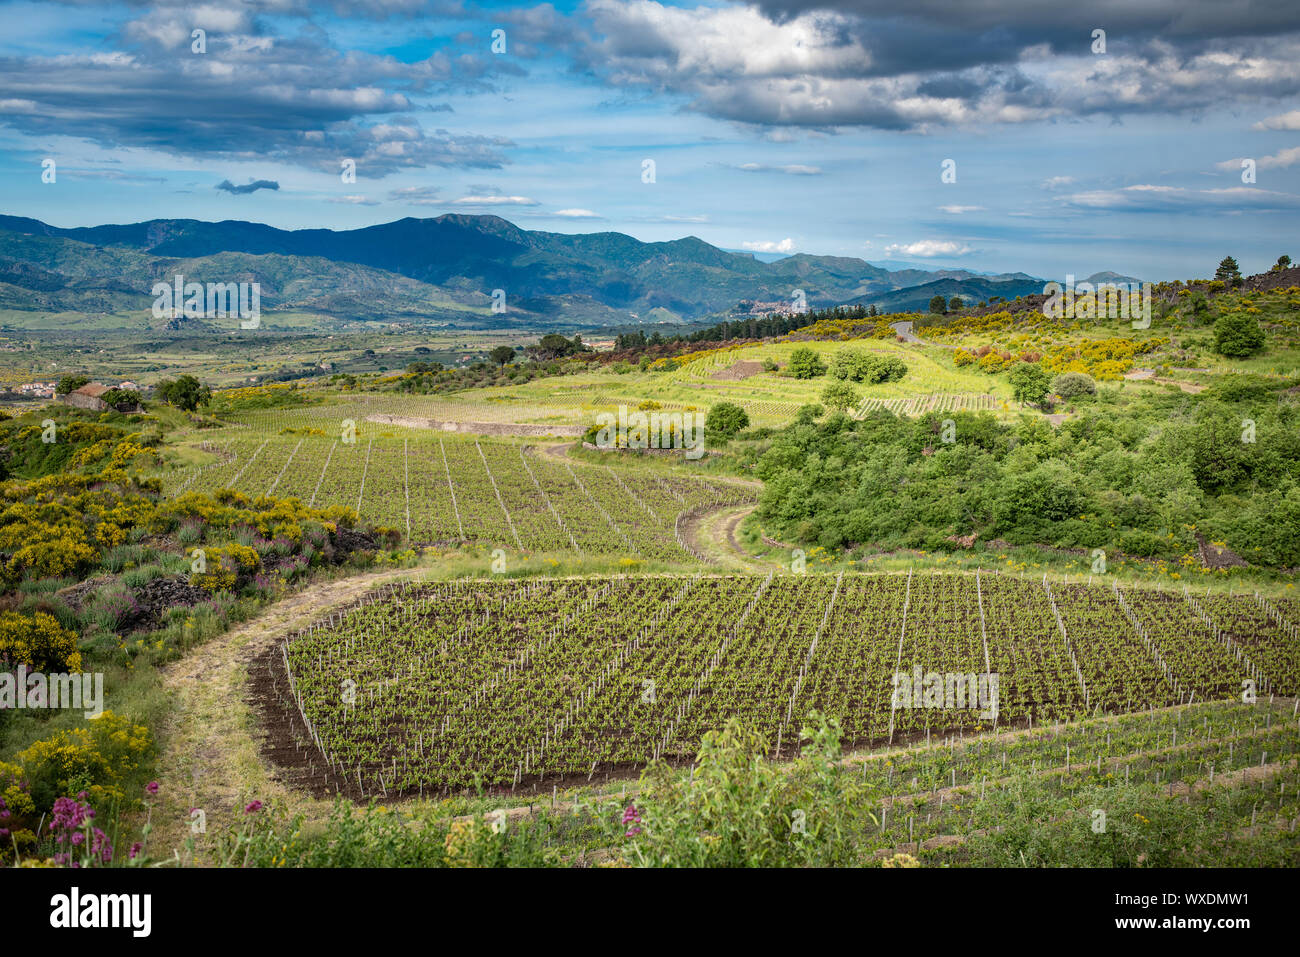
[244,800,263,814]
[145,781,159,796]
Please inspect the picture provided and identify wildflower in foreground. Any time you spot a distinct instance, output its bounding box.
[622,804,642,837]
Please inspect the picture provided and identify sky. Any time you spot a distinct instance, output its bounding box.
[1,0,1299,280]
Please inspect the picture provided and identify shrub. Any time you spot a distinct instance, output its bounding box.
[786,347,826,379]
[1051,372,1097,398]
[16,711,152,810]
[705,402,750,440]
[829,349,873,381]
[820,381,858,411]
[0,611,82,672]
[1212,374,1274,403]
[1008,362,1053,406]
[869,355,907,383]
[829,350,906,383]
[1213,312,1266,357]
[6,539,98,582]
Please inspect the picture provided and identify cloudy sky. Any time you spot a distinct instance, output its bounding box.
[2,0,1299,279]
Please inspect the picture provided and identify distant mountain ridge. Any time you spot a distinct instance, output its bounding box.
[0,213,1127,331]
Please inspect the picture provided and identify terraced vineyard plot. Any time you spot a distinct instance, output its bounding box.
[268,572,1300,795]
[170,432,755,558]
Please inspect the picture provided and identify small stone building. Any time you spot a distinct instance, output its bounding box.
[61,383,111,411]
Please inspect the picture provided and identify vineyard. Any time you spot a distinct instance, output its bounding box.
[262,570,1300,797]
[165,431,754,558]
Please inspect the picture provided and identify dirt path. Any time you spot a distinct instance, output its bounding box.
[680,503,762,570]
[151,566,433,861]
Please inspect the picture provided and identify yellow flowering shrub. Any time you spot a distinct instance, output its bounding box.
[0,759,38,860]
[17,711,152,809]
[6,538,98,580]
[190,543,262,592]
[0,610,82,671]
[93,522,128,547]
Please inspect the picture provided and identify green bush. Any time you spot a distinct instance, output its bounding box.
[705,402,750,441]
[786,347,826,379]
[1051,372,1096,398]
[1213,312,1265,357]
[821,381,858,411]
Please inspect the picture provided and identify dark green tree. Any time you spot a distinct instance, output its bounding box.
[705,401,750,440]
[1007,362,1052,406]
[1213,311,1266,357]
[787,347,827,379]
[156,374,210,412]
[928,295,947,314]
[820,381,858,412]
[1214,256,1242,287]
[55,375,90,395]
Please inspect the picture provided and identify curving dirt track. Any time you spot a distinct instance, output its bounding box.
[150,566,431,861]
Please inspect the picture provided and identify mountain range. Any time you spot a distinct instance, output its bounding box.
[0,213,1110,332]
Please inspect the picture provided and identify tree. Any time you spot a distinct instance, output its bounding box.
[1007,362,1052,406]
[100,388,142,412]
[829,349,873,381]
[55,375,90,395]
[868,305,878,317]
[156,374,210,412]
[787,347,826,379]
[705,401,750,440]
[1214,256,1242,287]
[1273,255,1292,272]
[928,295,947,315]
[489,346,515,368]
[529,333,588,361]
[1214,311,1266,357]
[1051,372,1096,398]
[820,381,858,412]
[947,296,964,311]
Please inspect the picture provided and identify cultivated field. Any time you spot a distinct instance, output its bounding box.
[264,571,1300,796]
[165,430,754,558]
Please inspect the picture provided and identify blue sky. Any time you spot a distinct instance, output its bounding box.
[2,0,1299,280]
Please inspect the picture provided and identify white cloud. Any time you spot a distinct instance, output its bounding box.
[1253,110,1300,130]
[1216,146,1300,171]
[449,195,539,206]
[1042,176,1076,189]
[938,205,983,214]
[388,186,440,205]
[554,208,602,218]
[326,195,379,206]
[1064,183,1300,211]
[883,240,972,257]
[743,238,796,253]
[736,163,823,175]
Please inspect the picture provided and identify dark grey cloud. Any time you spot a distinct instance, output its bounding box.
[576,0,1300,131]
[215,178,279,194]
[0,1,521,175]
